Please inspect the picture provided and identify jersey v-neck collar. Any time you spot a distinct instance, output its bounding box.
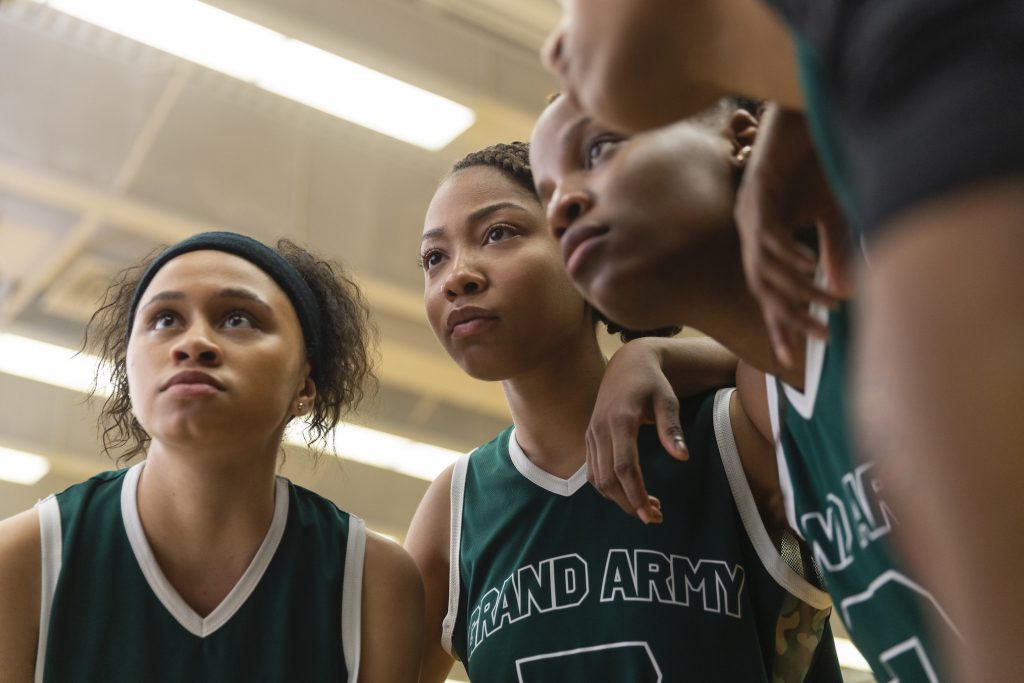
[506,427,588,497]
[120,462,290,638]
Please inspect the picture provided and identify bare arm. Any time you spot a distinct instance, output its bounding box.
[545,0,802,133]
[587,336,737,521]
[360,531,425,683]
[856,179,1024,682]
[403,465,456,683]
[732,362,788,538]
[0,508,41,683]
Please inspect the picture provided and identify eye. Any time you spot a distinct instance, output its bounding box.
[485,224,517,244]
[150,311,179,331]
[586,135,623,169]
[223,311,257,329]
[418,249,445,271]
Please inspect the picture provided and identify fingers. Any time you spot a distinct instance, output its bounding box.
[741,215,839,366]
[611,424,663,523]
[586,417,663,524]
[652,392,688,461]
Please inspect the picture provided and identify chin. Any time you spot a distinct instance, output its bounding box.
[449,348,509,383]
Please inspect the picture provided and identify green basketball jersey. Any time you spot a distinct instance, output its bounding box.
[445,389,843,682]
[34,462,365,682]
[768,300,962,682]
[791,33,861,229]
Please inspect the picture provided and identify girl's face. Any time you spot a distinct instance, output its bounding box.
[126,250,313,453]
[529,96,748,330]
[421,166,591,381]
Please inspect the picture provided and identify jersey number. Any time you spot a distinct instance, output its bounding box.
[841,571,961,683]
[515,641,661,682]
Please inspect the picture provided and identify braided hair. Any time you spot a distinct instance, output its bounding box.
[449,142,681,342]
[451,141,534,196]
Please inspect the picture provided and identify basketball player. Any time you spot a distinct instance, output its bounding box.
[543,4,1024,678]
[0,232,423,682]
[405,142,842,682]
[530,93,963,682]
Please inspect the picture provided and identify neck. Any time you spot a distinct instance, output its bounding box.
[134,438,281,615]
[500,327,607,479]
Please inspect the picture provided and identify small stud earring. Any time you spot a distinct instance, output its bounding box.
[297,402,304,412]
[736,145,752,163]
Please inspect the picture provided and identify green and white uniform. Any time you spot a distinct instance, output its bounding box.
[34,462,365,683]
[767,300,962,682]
[445,388,842,682]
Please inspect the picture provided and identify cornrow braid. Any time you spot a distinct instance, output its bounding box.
[451,141,536,198]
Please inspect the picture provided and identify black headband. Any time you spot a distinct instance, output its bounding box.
[127,231,324,384]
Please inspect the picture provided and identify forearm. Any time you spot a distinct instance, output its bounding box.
[560,0,802,133]
[645,336,738,399]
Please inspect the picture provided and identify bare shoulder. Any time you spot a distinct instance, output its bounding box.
[735,360,773,444]
[364,531,424,595]
[404,462,455,566]
[403,463,459,683]
[361,531,425,683]
[728,370,789,538]
[0,508,42,683]
[0,507,42,602]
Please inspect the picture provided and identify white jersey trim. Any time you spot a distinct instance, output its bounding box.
[120,462,290,638]
[766,374,801,537]
[508,427,588,497]
[342,515,366,682]
[713,389,831,610]
[441,452,471,658]
[34,494,62,683]
[780,269,829,419]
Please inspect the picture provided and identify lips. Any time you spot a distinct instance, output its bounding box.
[161,370,225,392]
[560,224,609,271]
[447,306,498,339]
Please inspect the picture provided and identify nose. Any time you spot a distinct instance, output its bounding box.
[546,183,593,240]
[444,254,487,301]
[170,321,222,366]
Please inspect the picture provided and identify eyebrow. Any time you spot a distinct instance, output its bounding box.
[469,201,530,222]
[422,201,531,242]
[141,287,272,313]
[421,227,445,243]
[560,115,592,151]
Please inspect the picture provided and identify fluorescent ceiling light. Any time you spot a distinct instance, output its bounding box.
[0,446,51,485]
[834,637,871,672]
[285,421,461,481]
[34,0,476,150]
[0,333,108,394]
[0,333,460,480]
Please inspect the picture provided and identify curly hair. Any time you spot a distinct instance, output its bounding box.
[450,142,681,342]
[84,238,376,464]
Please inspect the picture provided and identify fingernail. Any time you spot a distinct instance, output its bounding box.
[636,507,651,524]
[674,436,689,460]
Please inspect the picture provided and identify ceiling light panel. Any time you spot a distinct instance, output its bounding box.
[0,446,51,485]
[33,0,476,150]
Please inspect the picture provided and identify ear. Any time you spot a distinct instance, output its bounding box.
[293,364,317,416]
[726,109,759,152]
